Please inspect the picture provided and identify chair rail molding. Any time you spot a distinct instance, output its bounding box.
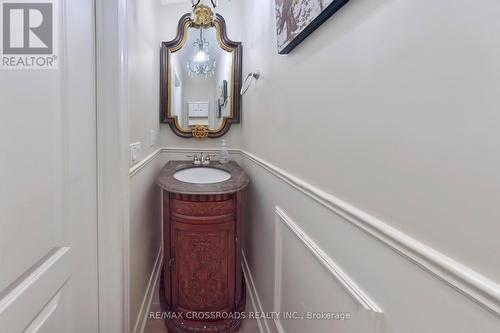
[128,147,240,177]
[274,207,382,314]
[131,146,500,317]
[0,248,71,331]
[239,149,500,317]
[129,148,163,177]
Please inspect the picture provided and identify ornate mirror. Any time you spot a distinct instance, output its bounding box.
[161,5,242,139]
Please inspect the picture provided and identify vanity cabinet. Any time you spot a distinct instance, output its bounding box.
[157,161,249,333]
[171,219,235,313]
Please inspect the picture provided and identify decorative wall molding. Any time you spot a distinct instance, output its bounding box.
[133,247,163,333]
[128,147,239,177]
[238,149,500,317]
[161,147,241,155]
[24,291,61,332]
[241,251,271,333]
[0,247,71,332]
[275,207,382,314]
[131,146,500,317]
[129,148,163,177]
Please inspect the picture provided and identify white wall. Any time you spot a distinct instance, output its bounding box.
[129,0,160,158]
[241,0,500,283]
[127,0,163,332]
[129,156,163,333]
[239,0,500,332]
[132,0,500,332]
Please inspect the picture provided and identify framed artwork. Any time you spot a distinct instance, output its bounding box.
[275,0,350,54]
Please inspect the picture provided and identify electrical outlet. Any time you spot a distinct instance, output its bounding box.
[149,129,156,147]
[130,142,142,164]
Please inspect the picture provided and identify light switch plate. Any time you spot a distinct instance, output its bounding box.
[149,129,156,147]
[130,142,142,164]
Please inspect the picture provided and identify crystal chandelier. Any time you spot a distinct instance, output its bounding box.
[186,28,216,79]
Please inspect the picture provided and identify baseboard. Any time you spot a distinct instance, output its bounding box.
[133,248,163,333]
[241,251,272,333]
[130,146,500,317]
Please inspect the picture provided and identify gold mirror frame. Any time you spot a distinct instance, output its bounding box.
[160,8,243,139]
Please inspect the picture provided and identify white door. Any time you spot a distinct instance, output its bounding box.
[0,0,99,332]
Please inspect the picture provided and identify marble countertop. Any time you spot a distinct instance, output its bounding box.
[157,160,249,195]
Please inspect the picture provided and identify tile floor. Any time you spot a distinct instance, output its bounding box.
[144,282,259,333]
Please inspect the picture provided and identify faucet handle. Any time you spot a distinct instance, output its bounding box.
[186,153,201,165]
[201,152,217,165]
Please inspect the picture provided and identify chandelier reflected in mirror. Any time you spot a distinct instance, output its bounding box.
[161,0,243,138]
[186,28,216,79]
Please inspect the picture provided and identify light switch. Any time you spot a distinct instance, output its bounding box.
[149,129,156,147]
[130,142,142,164]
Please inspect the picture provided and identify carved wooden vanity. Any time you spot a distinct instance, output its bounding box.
[157,161,249,333]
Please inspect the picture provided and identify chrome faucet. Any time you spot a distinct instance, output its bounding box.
[187,152,216,165]
[187,153,201,165]
[201,152,216,165]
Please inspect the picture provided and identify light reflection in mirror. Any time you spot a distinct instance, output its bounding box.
[170,26,233,131]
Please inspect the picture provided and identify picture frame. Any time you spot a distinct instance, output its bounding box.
[275,0,350,54]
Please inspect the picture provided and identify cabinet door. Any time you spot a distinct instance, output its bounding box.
[171,221,235,314]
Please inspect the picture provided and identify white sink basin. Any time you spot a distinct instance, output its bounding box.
[174,167,231,184]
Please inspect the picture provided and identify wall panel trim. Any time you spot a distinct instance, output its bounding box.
[129,148,163,177]
[241,251,272,333]
[275,207,382,314]
[238,149,500,317]
[133,247,163,333]
[0,247,71,332]
[136,147,500,317]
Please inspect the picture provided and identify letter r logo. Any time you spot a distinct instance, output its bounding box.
[2,2,53,54]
